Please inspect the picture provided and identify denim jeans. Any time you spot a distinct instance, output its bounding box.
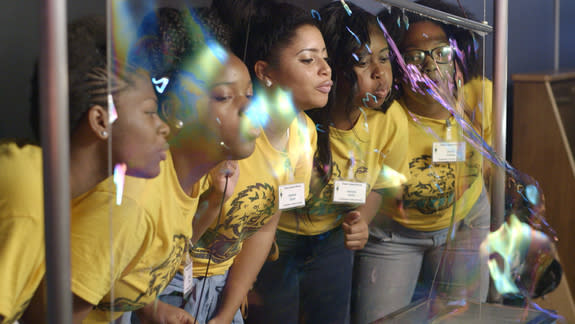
[129,271,243,324]
[248,227,353,324]
[351,189,490,324]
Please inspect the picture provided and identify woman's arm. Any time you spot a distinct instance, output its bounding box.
[208,210,281,324]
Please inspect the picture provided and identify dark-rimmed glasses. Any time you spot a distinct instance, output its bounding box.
[403,45,453,65]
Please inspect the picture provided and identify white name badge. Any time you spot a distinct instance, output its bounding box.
[183,261,194,296]
[278,183,306,210]
[333,180,367,204]
[432,142,466,163]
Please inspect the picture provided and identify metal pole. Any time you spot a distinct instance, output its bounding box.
[40,0,72,322]
[554,0,560,71]
[376,0,493,34]
[491,0,508,231]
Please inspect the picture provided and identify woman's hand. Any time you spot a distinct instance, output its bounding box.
[342,210,369,250]
[135,300,198,324]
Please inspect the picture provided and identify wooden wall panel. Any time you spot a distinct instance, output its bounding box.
[512,72,575,320]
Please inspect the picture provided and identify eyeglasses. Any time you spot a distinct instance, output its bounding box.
[403,45,453,65]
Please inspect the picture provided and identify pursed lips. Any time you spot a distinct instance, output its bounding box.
[372,84,389,99]
[315,80,333,94]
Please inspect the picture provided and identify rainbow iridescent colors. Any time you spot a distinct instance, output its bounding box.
[102,2,562,320]
[374,9,560,320]
[113,163,127,205]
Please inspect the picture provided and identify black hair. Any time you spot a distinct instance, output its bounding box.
[211,0,268,61]
[379,0,482,84]
[130,5,232,129]
[132,6,231,82]
[196,7,232,48]
[29,16,133,141]
[234,1,317,81]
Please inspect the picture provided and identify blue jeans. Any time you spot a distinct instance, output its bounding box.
[130,271,243,324]
[249,227,353,324]
[351,189,490,324]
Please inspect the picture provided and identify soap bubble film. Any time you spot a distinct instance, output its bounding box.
[99,0,564,323]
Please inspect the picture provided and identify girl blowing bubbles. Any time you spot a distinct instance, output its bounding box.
[251,3,408,323]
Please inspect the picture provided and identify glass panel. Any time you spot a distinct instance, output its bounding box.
[83,1,248,322]
[46,0,563,323]
[369,1,562,323]
[370,2,493,321]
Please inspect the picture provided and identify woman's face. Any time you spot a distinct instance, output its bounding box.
[111,70,170,178]
[267,24,332,111]
[165,53,259,161]
[352,27,393,109]
[401,21,455,98]
[206,54,259,160]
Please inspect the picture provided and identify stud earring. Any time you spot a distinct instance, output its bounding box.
[265,79,272,88]
[220,141,230,149]
[101,130,108,137]
[174,120,183,129]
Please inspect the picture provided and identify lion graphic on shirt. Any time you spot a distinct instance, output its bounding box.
[96,234,187,312]
[403,151,481,215]
[193,182,275,264]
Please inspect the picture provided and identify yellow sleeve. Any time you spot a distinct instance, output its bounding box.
[464,78,493,146]
[70,192,152,306]
[373,103,410,190]
[0,215,44,321]
[481,79,493,146]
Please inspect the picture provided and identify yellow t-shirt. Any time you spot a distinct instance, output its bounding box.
[0,142,44,324]
[279,102,410,235]
[71,152,207,323]
[387,78,493,231]
[192,112,316,277]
